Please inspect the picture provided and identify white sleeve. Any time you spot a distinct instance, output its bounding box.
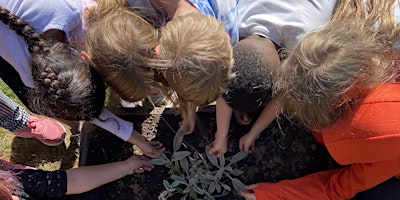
[89,108,133,141]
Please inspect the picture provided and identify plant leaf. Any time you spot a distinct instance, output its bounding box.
[229,151,248,165]
[231,178,246,195]
[205,146,219,167]
[150,158,169,165]
[208,181,216,194]
[173,130,184,152]
[172,151,191,161]
[220,182,231,191]
[229,168,244,176]
[219,154,226,167]
[189,188,198,199]
[179,157,189,173]
[171,175,188,185]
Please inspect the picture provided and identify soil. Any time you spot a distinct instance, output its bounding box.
[81,106,341,200]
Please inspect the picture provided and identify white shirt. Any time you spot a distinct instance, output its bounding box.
[238,0,339,49]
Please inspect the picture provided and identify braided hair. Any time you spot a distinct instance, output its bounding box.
[0,6,105,121]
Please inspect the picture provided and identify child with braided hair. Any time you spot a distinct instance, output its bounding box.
[0,1,164,158]
[241,0,400,199]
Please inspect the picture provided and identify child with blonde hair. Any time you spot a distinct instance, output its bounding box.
[241,0,400,199]
[86,0,235,134]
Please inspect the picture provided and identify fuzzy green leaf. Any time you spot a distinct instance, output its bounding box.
[229,151,248,165]
[172,151,191,161]
[205,146,219,167]
[171,175,187,185]
[208,181,216,194]
[179,157,189,173]
[189,188,198,199]
[150,158,169,165]
[229,168,244,176]
[173,130,184,152]
[219,154,226,167]
[231,178,246,195]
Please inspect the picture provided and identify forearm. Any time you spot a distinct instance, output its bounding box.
[90,108,133,141]
[254,157,400,199]
[215,97,232,137]
[65,161,129,195]
[247,95,281,137]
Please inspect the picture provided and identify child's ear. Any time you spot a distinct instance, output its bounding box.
[154,44,161,56]
[80,51,95,66]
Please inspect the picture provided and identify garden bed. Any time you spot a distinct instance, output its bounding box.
[80,106,340,199]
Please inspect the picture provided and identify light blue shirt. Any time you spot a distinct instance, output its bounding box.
[188,0,239,46]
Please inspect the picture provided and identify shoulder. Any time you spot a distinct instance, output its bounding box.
[322,84,400,165]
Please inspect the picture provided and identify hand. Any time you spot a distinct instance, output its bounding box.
[124,155,155,175]
[209,133,228,158]
[129,130,165,158]
[239,132,258,153]
[179,107,197,134]
[241,184,258,200]
[233,110,251,125]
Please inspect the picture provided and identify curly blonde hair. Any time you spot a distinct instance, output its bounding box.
[85,0,160,102]
[154,12,233,118]
[275,0,400,129]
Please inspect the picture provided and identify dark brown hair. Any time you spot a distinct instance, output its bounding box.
[0,6,105,120]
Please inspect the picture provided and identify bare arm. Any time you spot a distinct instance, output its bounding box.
[209,97,233,157]
[65,155,154,195]
[239,95,282,152]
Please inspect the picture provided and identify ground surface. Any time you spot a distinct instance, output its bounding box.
[82,106,341,200]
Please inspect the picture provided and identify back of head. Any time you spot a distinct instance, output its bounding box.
[156,12,233,115]
[276,0,399,129]
[223,35,279,112]
[0,6,105,121]
[85,0,160,102]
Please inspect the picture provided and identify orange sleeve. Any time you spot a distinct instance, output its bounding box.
[253,156,400,200]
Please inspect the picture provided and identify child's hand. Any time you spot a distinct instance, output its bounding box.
[240,184,258,200]
[209,133,228,157]
[239,133,258,153]
[233,110,251,125]
[124,155,155,175]
[129,130,165,158]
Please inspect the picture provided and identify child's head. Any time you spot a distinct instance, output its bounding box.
[223,35,279,112]
[155,12,233,115]
[85,0,160,102]
[275,0,399,129]
[0,6,105,121]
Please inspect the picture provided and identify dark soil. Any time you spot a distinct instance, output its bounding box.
[81,106,340,200]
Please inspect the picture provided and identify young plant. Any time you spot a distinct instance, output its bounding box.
[151,130,248,200]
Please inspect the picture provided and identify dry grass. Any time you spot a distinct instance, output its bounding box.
[0,79,79,170]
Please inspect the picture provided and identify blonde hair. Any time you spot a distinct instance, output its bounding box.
[276,0,400,129]
[85,0,160,102]
[154,12,233,118]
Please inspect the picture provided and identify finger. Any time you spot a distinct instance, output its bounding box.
[245,184,259,190]
[242,112,250,122]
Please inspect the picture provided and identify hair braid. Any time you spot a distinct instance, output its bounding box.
[0,5,105,120]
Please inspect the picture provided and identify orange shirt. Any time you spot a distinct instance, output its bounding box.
[253,84,400,199]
